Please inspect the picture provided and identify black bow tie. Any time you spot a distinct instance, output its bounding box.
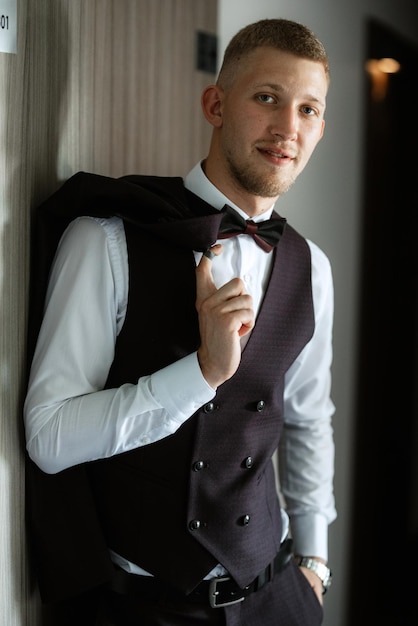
[218,204,287,252]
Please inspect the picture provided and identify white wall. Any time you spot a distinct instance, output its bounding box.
[217,2,418,625]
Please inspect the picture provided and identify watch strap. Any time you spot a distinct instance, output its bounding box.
[296,557,332,593]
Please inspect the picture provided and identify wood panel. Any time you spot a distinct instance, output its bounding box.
[0,1,217,623]
[58,0,217,179]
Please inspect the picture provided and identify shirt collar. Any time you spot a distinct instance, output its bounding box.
[184,161,275,223]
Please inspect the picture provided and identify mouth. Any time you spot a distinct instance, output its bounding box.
[258,147,295,164]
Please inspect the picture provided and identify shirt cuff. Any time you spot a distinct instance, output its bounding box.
[150,352,216,424]
[290,513,329,562]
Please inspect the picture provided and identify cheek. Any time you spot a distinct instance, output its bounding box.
[223,113,253,149]
[225,101,262,134]
[302,129,323,157]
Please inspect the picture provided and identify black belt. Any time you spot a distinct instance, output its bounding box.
[109,538,293,609]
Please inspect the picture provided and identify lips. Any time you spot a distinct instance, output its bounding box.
[258,147,295,162]
[266,149,289,158]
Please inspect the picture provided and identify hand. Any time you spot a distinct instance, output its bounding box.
[298,566,324,606]
[195,245,255,388]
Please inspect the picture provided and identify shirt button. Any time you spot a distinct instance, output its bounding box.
[203,402,215,414]
[244,456,253,469]
[240,514,251,526]
[256,400,266,412]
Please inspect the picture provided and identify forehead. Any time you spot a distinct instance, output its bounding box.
[232,46,328,103]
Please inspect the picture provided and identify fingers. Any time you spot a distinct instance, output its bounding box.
[195,244,222,308]
[196,285,254,387]
[195,245,255,388]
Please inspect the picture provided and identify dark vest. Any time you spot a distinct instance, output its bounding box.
[25,172,314,602]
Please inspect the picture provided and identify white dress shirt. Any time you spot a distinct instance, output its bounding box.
[24,162,336,576]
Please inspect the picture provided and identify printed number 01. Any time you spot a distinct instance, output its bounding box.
[0,15,9,30]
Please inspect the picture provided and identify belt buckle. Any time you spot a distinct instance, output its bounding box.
[209,576,246,608]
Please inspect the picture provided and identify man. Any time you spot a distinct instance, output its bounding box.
[24,18,336,626]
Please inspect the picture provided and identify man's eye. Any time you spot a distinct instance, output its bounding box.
[301,106,316,116]
[258,94,275,103]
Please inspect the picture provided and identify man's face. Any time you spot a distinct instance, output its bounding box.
[216,47,328,204]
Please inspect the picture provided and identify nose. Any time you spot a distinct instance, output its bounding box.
[269,108,298,141]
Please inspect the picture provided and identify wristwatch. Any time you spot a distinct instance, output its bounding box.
[296,557,332,593]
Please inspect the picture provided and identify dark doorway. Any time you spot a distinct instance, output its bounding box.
[348,18,418,624]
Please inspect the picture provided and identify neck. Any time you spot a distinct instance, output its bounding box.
[202,158,279,218]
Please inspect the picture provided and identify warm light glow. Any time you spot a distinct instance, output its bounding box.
[365,57,402,101]
[365,58,401,74]
[376,57,401,73]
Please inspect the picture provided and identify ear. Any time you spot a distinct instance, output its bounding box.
[201,84,224,128]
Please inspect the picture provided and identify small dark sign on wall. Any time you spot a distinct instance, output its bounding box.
[196,31,217,73]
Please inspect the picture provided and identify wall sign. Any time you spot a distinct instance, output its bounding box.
[0,0,17,54]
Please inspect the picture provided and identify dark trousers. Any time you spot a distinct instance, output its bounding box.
[45,561,323,626]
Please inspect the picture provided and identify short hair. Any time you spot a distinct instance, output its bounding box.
[217,18,330,87]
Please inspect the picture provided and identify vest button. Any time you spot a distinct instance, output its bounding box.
[256,400,266,412]
[244,456,253,469]
[193,460,206,471]
[240,514,251,526]
[203,402,215,413]
[189,519,201,531]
